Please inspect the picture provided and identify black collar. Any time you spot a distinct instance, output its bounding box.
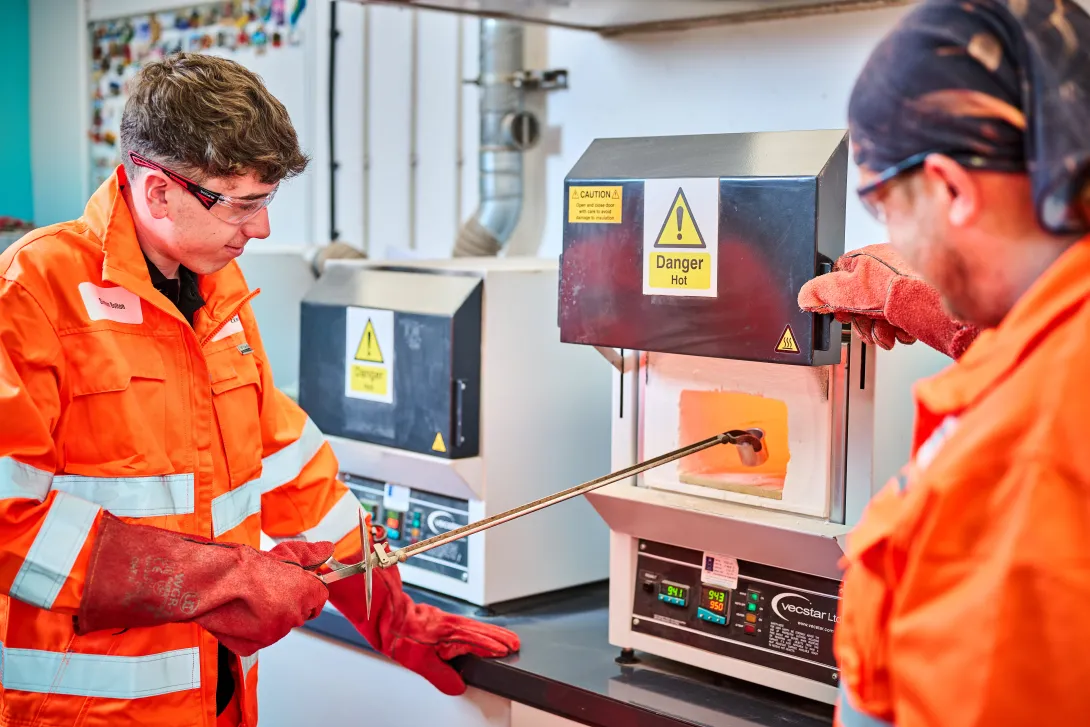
[144,254,205,327]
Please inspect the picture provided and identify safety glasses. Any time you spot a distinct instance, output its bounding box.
[128,151,278,226]
[856,150,933,223]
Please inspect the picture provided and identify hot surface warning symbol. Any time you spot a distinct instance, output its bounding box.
[653,188,707,249]
[776,325,800,354]
[432,432,447,453]
[354,319,384,363]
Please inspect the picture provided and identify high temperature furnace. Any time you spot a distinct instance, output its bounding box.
[297,257,612,608]
[558,129,877,704]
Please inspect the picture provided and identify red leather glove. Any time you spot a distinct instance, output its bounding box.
[798,243,980,359]
[326,528,520,696]
[74,513,332,656]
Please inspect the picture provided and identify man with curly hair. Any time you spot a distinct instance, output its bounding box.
[0,53,517,727]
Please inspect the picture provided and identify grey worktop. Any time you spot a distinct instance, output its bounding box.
[304,581,834,727]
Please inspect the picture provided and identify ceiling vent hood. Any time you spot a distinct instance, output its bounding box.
[332,0,913,36]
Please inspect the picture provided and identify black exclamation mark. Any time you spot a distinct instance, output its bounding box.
[367,330,373,356]
[676,206,684,241]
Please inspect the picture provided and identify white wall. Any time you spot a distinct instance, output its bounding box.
[30,0,88,228]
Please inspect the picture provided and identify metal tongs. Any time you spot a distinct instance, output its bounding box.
[317,429,768,618]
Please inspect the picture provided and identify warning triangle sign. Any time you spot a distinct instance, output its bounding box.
[776,325,800,354]
[653,187,707,249]
[354,319,384,363]
[432,432,447,453]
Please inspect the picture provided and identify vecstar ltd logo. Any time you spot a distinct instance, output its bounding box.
[772,592,838,624]
[427,510,458,534]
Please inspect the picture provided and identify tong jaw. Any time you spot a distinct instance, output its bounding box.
[361,510,373,619]
[358,510,402,618]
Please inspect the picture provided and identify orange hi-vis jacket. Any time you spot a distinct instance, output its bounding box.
[833,237,1090,727]
[0,169,363,726]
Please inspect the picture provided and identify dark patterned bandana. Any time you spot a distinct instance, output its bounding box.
[849,0,1090,233]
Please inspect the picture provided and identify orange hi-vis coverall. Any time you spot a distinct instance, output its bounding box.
[834,237,1090,726]
[0,169,363,726]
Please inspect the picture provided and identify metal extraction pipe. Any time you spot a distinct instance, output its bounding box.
[453,19,525,257]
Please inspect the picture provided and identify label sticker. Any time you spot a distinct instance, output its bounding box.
[776,325,800,354]
[78,282,143,325]
[383,483,411,512]
[701,552,739,590]
[643,178,718,297]
[345,307,394,403]
[212,315,244,342]
[432,432,447,453]
[568,185,623,224]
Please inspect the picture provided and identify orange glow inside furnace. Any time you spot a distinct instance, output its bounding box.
[677,390,790,499]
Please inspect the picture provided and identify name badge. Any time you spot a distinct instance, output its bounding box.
[78,283,143,325]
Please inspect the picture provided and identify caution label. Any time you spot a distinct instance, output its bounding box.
[345,307,395,403]
[643,178,719,297]
[776,325,800,354]
[568,185,623,224]
[432,432,447,453]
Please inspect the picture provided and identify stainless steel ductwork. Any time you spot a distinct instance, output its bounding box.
[454,19,567,257]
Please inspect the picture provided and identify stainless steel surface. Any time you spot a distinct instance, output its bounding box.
[334,0,914,36]
[843,325,878,527]
[591,491,850,581]
[475,19,523,244]
[322,430,766,584]
[828,340,849,525]
[454,19,526,256]
[566,129,850,182]
[303,262,482,316]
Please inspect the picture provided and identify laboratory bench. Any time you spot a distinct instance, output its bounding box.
[302,581,834,727]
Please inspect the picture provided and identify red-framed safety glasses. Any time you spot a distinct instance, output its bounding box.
[128,151,278,226]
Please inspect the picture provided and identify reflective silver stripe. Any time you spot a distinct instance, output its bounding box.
[10,492,100,609]
[51,473,195,517]
[915,415,959,471]
[240,652,258,678]
[300,491,364,544]
[0,642,200,699]
[211,418,327,537]
[0,457,53,501]
[838,686,893,727]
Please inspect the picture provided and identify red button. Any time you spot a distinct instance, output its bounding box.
[744,624,756,635]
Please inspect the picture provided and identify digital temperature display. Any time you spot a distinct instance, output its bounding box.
[701,586,728,613]
[658,581,689,607]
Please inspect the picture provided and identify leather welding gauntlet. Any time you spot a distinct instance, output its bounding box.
[326,528,520,696]
[797,243,980,359]
[74,512,333,656]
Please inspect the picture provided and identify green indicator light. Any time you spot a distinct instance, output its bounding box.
[749,593,759,602]
[747,603,757,612]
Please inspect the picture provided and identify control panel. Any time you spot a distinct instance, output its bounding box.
[631,539,841,687]
[343,473,470,582]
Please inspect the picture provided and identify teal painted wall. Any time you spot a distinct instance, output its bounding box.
[0,0,33,222]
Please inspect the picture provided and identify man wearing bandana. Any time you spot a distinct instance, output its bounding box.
[798,0,1090,724]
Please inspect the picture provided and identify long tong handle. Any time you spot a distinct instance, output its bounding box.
[320,429,765,586]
